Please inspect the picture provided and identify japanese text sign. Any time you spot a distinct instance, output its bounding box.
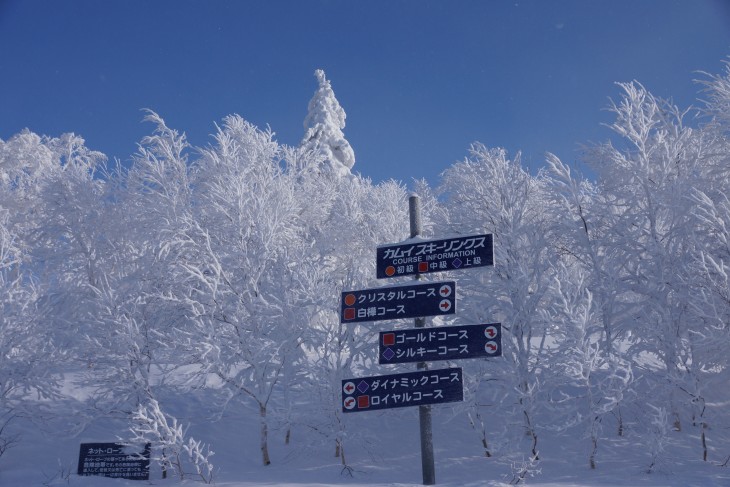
[78,442,151,481]
[376,233,494,279]
[342,367,463,412]
[341,281,456,324]
[379,323,502,364]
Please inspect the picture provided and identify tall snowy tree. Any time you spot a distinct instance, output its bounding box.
[301,69,356,178]
[583,83,716,444]
[440,145,557,469]
[162,115,310,466]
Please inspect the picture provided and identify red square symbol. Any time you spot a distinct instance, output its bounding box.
[357,395,370,409]
[418,262,429,273]
[344,308,355,320]
[382,333,396,346]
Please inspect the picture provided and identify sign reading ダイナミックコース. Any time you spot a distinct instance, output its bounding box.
[342,368,463,412]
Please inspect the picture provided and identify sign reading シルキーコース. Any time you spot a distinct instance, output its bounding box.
[378,323,502,364]
[376,233,493,279]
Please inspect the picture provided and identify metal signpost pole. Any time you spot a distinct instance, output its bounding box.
[410,195,436,486]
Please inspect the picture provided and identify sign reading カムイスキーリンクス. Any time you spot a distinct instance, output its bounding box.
[376,233,493,279]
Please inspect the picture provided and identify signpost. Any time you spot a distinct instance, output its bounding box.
[339,194,500,485]
[379,323,502,364]
[342,368,463,413]
[376,233,494,279]
[340,281,456,323]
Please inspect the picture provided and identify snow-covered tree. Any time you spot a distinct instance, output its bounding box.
[583,82,725,454]
[158,115,310,466]
[440,145,557,466]
[70,113,194,426]
[296,176,409,467]
[543,264,632,469]
[130,398,214,483]
[301,69,355,178]
[0,194,60,461]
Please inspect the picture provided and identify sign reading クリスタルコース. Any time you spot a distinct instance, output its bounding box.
[340,281,456,323]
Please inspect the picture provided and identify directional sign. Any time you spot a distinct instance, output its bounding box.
[341,281,456,324]
[379,323,502,364]
[342,368,463,413]
[376,233,494,279]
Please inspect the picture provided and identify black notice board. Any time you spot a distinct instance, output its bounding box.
[78,442,151,480]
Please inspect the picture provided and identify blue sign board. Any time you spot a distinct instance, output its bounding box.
[342,368,463,413]
[376,233,494,279]
[379,323,502,364]
[341,281,456,324]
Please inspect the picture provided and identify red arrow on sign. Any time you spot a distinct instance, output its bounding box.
[484,326,498,339]
[345,384,354,393]
[440,301,451,310]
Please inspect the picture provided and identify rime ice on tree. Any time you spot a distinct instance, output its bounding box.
[301,69,355,178]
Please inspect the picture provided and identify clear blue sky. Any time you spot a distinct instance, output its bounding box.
[1,1,729,186]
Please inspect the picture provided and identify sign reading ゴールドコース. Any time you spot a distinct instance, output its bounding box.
[378,323,502,364]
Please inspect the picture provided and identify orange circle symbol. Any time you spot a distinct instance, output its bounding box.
[385,266,396,276]
[344,294,356,306]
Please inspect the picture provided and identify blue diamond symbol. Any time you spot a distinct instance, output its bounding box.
[452,258,463,268]
[382,348,395,361]
[357,380,369,393]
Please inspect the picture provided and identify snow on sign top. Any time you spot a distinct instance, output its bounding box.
[376,233,494,279]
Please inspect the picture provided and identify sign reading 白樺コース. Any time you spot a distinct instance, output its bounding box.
[376,234,494,279]
[340,281,456,323]
[342,367,463,412]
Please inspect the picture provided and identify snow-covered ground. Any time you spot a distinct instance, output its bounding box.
[2,372,728,487]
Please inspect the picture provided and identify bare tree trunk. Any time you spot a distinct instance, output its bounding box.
[589,419,598,469]
[161,449,168,479]
[260,404,271,466]
[467,410,492,457]
[335,439,346,465]
[523,410,539,460]
[616,407,624,437]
